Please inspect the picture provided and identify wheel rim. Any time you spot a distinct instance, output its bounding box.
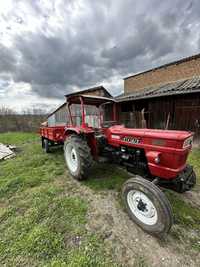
[127,190,158,226]
[65,144,78,173]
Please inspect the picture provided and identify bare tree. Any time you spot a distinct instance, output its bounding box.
[0,106,47,133]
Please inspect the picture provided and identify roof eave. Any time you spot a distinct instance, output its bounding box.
[65,85,112,97]
[117,89,200,102]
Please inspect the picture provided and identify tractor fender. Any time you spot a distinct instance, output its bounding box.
[64,126,95,136]
[64,128,98,160]
[64,128,81,137]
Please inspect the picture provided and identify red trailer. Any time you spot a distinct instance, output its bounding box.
[40,126,65,153]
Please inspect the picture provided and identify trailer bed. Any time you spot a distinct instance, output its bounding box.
[40,126,66,143]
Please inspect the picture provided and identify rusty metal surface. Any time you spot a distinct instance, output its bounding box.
[117,76,200,102]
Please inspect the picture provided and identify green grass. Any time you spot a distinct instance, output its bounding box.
[169,192,200,228]
[0,141,65,198]
[165,148,200,251]
[189,148,200,184]
[0,133,117,266]
[0,132,37,145]
[84,163,129,191]
[167,190,200,251]
[1,132,200,264]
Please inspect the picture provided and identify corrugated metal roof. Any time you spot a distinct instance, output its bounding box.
[117,76,200,102]
[65,85,112,97]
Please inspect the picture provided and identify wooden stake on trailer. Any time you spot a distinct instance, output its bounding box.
[165,112,170,130]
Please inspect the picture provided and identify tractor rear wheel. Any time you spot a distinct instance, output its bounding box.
[122,176,173,236]
[64,135,93,180]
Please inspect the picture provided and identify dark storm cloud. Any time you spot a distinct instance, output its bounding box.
[12,32,112,98]
[0,0,200,100]
[0,44,17,73]
[101,17,177,70]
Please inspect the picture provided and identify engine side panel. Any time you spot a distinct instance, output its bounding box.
[104,125,193,179]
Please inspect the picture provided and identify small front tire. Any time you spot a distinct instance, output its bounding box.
[122,176,173,236]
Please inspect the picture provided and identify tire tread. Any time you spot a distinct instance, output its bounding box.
[122,176,173,236]
[64,134,93,180]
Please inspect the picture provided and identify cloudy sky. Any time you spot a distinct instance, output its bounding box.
[0,0,199,112]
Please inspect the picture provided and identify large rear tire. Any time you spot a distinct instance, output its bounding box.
[64,135,93,180]
[122,176,173,236]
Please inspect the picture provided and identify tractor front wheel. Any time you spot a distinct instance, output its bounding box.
[122,176,173,236]
[64,135,93,180]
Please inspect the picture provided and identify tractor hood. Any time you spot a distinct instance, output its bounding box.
[105,125,193,179]
[107,125,193,141]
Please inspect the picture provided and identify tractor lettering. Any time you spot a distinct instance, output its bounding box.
[122,136,140,144]
[111,134,120,139]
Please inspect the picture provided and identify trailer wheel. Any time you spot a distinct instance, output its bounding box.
[64,135,93,180]
[41,138,45,148]
[122,176,173,236]
[44,139,50,153]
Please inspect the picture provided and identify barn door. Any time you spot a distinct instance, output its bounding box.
[174,105,200,138]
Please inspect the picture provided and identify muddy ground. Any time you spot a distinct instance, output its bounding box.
[60,168,200,267]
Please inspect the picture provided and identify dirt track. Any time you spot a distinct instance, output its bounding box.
[62,172,200,267]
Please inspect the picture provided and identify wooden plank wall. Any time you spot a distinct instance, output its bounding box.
[148,93,200,139]
[119,93,200,139]
[148,97,174,129]
[174,94,200,139]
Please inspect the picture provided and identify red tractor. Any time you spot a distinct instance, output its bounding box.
[40,94,196,236]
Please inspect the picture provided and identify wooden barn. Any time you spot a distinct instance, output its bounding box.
[117,54,200,140]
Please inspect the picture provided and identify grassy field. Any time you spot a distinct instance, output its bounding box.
[0,132,199,266]
[0,133,117,266]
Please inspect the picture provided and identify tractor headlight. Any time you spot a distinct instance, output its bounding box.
[183,137,193,148]
[154,156,160,164]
